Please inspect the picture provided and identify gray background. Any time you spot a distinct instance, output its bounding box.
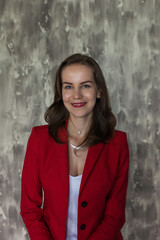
[0,0,160,239]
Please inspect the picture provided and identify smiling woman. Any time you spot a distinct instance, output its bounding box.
[20,53,129,240]
[62,64,100,121]
[45,53,116,148]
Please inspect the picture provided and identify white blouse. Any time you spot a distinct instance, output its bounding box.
[66,174,82,240]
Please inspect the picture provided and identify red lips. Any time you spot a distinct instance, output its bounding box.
[71,102,86,108]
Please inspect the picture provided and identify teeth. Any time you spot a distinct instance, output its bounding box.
[73,103,84,105]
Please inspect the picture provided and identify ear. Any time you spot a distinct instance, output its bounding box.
[96,89,101,98]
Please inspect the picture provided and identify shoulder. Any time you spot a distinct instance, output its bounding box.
[103,130,129,164]
[106,129,128,149]
[33,125,49,133]
[30,125,49,139]
[114,129,127,140]
[31,124,67,144]
[28,125,56,149]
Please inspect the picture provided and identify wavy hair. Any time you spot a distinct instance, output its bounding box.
[44,53,116,146]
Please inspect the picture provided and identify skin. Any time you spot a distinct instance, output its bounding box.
[62,64,100,122]
[61,64,100,176]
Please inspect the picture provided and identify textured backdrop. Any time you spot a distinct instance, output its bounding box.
[0,0,160,239]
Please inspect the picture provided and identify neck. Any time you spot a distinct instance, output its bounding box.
[67,115,92,138]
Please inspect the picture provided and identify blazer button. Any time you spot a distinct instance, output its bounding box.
[81,201,87,207]
[80,224,86,230]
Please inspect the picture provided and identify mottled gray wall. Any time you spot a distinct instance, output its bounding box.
[0,0,160,239]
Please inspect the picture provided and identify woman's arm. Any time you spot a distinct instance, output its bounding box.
[88,133,129,240]
[20,128,53,240]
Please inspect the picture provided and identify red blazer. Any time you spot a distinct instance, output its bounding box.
[20,125,129,240]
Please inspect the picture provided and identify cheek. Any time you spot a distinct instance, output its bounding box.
[62,91,70,102]
[86,90,97,101]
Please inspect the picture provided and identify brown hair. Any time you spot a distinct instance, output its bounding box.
[44,53,116,146]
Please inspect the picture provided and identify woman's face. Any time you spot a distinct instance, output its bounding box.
[61,64,100,120]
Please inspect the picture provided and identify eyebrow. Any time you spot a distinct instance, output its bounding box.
[62,81,93,85]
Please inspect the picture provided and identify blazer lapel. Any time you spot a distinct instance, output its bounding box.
[53,122,104,199]
[54,125,69,198]
[79,142,104,195]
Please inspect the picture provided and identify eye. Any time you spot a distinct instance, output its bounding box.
[82,84,90,88]
[64,85,72,89]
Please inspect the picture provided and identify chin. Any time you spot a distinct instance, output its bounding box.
[69,111,93,119]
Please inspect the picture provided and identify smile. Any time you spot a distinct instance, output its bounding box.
[71,102,87,108]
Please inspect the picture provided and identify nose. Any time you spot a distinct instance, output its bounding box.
[73,87,82,99]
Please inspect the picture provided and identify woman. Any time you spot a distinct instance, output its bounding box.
[20,53,129,240]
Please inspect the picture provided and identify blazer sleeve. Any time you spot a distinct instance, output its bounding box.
[88,133,129,240]
[20,127,53,240]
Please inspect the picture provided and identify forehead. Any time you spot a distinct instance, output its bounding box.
[61,64,94,80]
